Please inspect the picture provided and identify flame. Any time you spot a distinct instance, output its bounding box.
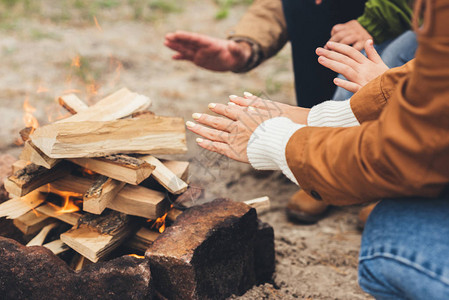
[86,82,99,96]
[128,254,144,259]
[93,16,103,32]
[149,212,168,234]
[23,97,39,134]
[71,55,81,68]
[45,185,83,215]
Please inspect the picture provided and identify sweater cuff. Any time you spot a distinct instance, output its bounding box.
[307,99,360,127]
[247,117,304,184]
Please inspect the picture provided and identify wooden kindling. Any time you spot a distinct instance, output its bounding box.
[13,210,52,235]
[60,210,134,263]
[83,175,125,215]
[30,116,187,159]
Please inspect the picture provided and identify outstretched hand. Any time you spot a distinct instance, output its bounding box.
[316,40,389,93]
[186,93,309,163]
[164,31,252,72]
[328,20,372,51]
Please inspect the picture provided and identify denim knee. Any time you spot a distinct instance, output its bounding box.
[359,198,449,300]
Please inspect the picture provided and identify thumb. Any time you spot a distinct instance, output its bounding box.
[227,41,244,57]
[365,39,383,63]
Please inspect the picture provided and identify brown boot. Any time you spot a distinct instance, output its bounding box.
[287,189,329,223]
[357,202,379,229]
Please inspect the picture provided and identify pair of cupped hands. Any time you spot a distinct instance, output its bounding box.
[166,32,389,163]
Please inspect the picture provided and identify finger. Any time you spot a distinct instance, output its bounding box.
[331,24,344,36]
[192,112,234,132]
[196,138,245,163]
[325,41,367,63]
[208,103,239,121]
[317,56,358,80]
[353,41,365,51]
[364,39,383,63]
[333,78,361,93]
[172,31,216,49]
[315,47,358,69]
[339,35,358,46]
[172,53,194,61]
[228,94,269,108]
[328,31,347,43]
[186,121,230,143]
[164,41,196,56]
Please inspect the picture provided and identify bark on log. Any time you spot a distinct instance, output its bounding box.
[83,175,125,214]
[61,211,134,262]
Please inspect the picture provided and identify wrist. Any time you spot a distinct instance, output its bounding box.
[231,41,252,72]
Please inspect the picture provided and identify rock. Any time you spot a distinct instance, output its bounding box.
[0,237,153,299]
[146,198,258,299]
[254,220,275,284]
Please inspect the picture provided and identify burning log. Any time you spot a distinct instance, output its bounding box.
[57,88,151,123]
[26,222,58,247]
[20,141,59,169]
[30,116,187,159]
[13,210,52,235]
[43,239,70,255]
[4,162,70,197]
[60,211,134,263]
[129,227,160,252]
[69,155,155,185]
[141,155,188,194]
[0,237,153,299]
[108,185,168,219]
[0,190,46,219]
[35,204,81,226]
[83,175,126,215]
[58,93,88,114]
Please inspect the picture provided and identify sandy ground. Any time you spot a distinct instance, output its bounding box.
[0,1,372,299]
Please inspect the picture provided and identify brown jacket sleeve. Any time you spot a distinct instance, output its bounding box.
[285,0,449,205]
[227,0,288,64]
[350,59,415,123]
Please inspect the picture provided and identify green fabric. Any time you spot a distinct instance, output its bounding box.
[357,0,413,44]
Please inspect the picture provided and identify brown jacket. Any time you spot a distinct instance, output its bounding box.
[286,0,449,205]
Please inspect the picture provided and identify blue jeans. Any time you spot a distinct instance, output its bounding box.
[333,30,417,100]
[359,197,449,299]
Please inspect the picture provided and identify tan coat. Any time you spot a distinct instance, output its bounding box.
[286,0,449,205]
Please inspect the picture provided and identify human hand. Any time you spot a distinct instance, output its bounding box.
[228,92,310,125]
[316,40,389,93]
[186,95,279,163]
[164,31,252,72]
[328,20,372,51]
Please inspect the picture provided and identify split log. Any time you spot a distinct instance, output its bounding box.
[162,160,189,181]
[57,88,151,123]
[12,160,28,174]
[26,222,58,246]
[70,253,92,271]
[141,155,188,194]
[83,175,125,215]
[20,141,59,169]
[129,227,160,252]
[4,162,70,197]
[31,116,187,158]
[43,239,70,255]
[60,211,134,262]
[108,185,168,219]
[19,127,33,143]
[35,204,81,226]
[0,190,46,219]
[58,94,88,114]
[243,196,271,215]
[69,155,155,185]
[44,175,168,219]
[13,210,52,235]
[173,185,204,208]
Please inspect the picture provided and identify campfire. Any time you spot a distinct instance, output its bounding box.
[0,88,273,299]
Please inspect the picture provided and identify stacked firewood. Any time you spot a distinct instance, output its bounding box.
[0,88,193,265]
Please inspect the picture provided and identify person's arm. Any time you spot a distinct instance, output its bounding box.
[227,0,288,72]
[357,0,413,44]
